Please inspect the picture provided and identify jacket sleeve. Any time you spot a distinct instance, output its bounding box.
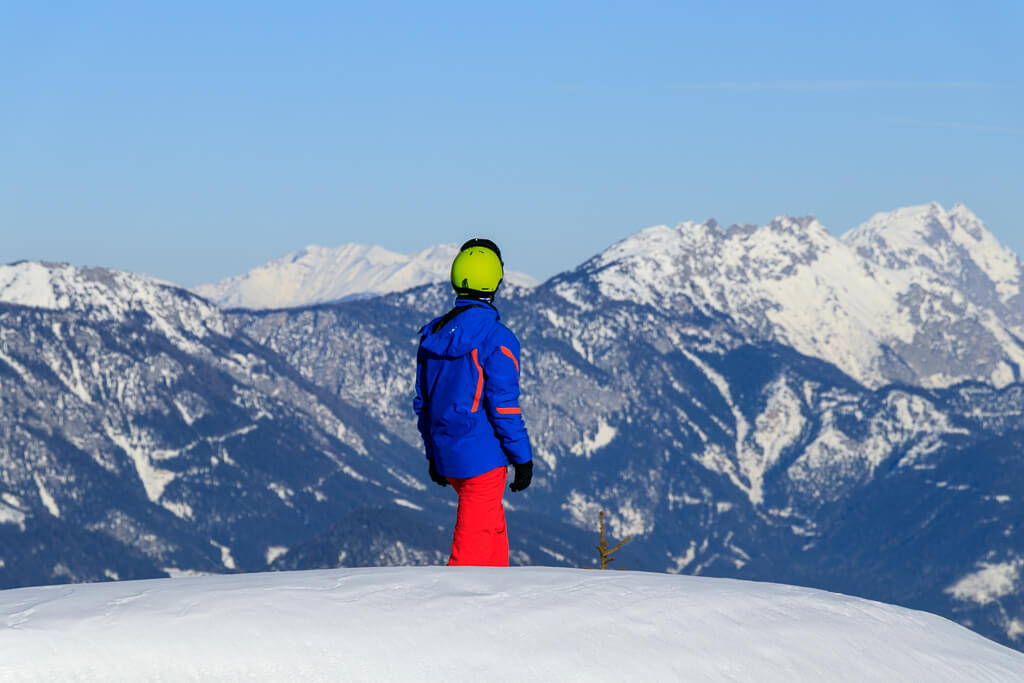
[483,329,532,465]
[413,344,434,461]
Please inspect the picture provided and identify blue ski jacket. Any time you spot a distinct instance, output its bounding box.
[414,298,532,479]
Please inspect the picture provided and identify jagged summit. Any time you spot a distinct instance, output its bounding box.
[843,202,1022,304]
[582,212,864,311]
[194,243,539,310]
[0,261,225,339]
[554,204,1024,389]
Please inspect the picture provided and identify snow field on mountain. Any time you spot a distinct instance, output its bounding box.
[846,203,1022,303]
[0,262,64,309]
[193,243,539,310]
[947,557,1024,614]
[0,262,227,355]
[583,203,1024,389]
[3,567,1024,682]
[589,216,912,387]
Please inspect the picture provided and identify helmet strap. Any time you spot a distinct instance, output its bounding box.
[454,275,502,303]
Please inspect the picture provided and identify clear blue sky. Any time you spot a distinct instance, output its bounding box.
[2,1,1021,285]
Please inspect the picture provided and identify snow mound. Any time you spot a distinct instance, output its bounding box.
[194,243,539,310]
[3,567,1023,682]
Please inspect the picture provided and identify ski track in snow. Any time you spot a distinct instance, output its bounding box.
[2,567,1024,682]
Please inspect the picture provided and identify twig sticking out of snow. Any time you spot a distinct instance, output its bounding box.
[595,510,632,570]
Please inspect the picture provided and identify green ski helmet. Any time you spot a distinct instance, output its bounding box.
[451,238,504,299]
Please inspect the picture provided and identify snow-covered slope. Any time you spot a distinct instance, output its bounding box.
[193,243,539,310]
[560,203,1024,388]
[845,203,1022,305]
[842,203,1024,386]
[0,261,227,343]
[3,567,1023,682]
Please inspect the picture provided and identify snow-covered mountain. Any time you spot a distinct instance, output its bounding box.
[843,203,1024,387]
[0,261,227,340]
[559,202,1024,389]
[3,203,1024,651]
[4,567,1024,682]
[0,261,588,586]
[193,243,539,310]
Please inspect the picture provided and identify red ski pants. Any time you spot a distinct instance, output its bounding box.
[446,465,509,567]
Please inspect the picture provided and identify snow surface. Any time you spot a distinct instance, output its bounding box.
[3,567,1024,682]
[193,243,539,310]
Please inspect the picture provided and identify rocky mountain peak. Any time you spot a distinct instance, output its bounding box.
[588,213,834,297]
[0,261,224,336]
[575,204,1024,389]
[843,203,1022,305]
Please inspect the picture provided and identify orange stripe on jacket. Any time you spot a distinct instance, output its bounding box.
[470,348,484,412]
[499,345,519,373]
[496,406,521,415]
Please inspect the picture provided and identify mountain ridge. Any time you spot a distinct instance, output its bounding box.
[192,243,539,310]
[560,202,1023,389]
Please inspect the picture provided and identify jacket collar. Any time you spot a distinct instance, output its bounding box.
[454,297,499,317]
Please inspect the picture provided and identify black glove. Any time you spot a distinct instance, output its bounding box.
[428,459,448,487]
[509,461,533,492]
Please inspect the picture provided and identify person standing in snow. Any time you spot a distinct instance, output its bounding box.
[414,238,533,566]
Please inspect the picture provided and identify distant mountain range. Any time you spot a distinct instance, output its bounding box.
[573,202,1024,389]
[192,243,539,310]
[1,203,1022,650]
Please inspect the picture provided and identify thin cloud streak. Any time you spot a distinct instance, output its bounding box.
[671,80,996,91]
[892,118,1024,135]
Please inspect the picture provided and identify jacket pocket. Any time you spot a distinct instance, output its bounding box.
[435,406,475,439]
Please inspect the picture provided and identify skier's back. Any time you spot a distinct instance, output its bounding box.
[414,238,533,566]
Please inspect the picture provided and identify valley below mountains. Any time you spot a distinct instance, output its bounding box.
[1,202,1023,650]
